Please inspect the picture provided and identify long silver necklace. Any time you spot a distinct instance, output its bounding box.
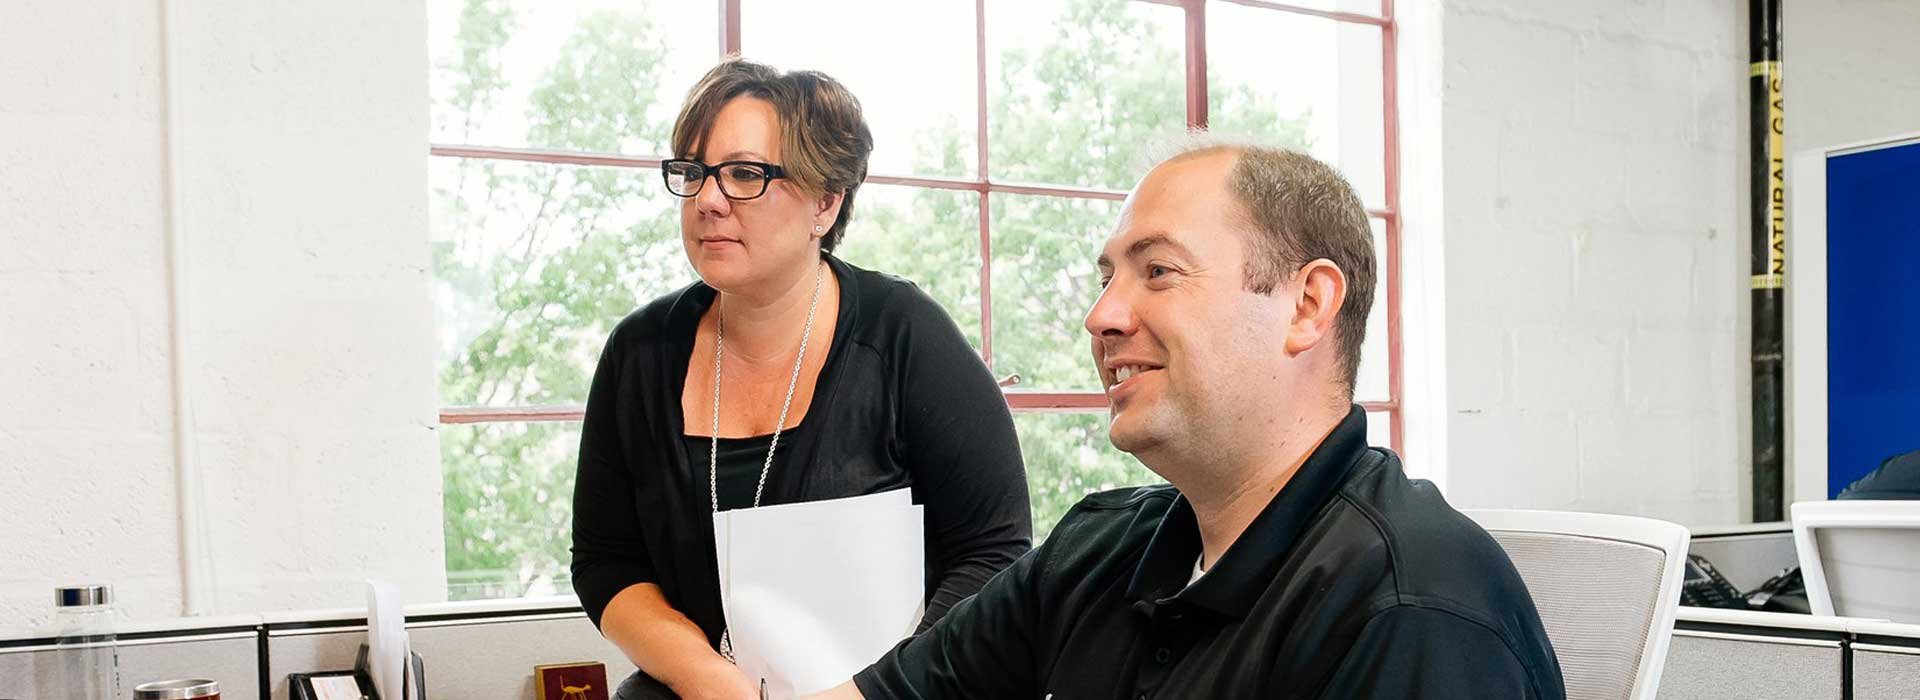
[711,259,824,661]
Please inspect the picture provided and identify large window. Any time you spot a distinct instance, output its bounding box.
[429,0,1402,601]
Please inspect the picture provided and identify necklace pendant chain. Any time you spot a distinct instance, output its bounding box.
[711,260,826,662]
[709,259,825,513]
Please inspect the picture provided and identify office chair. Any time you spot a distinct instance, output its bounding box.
[1465,509,1690,700]
[1791,499,1920,623]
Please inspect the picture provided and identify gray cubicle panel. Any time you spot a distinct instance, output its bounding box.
[263,621,365,700]
[1665,606,1920,700]
[263,607,636,700]
[1657,627,1845,700]
[0,626,263,700]
[1851,627,1920,700]
[406,611,636,697]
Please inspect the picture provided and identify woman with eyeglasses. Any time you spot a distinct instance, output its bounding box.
[570,58,1032,700]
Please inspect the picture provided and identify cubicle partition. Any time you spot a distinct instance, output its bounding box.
[1660,609,1853,700]
[1662,523,1920,699]
[1848,620,1920,700]
[7,595,1918,697]
[0,598,635,700]
[0,614,265,700]
[1659,608,1920,700]
[259,602,635,700]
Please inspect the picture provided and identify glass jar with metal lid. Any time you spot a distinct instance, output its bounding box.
[53,584,121,700]
[132,679,219,700]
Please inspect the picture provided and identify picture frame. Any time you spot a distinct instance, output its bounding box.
[534,662,610,700]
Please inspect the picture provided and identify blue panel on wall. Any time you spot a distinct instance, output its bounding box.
[1826,140,1920,497]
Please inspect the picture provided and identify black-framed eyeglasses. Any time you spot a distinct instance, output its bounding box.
[660,159,788,201]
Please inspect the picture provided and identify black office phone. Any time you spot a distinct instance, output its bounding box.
[1680,554,1747,609]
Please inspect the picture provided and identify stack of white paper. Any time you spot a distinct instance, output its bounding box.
[714,489,925,698]
[366,579,410,700]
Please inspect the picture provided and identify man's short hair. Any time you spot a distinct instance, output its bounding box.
[1157,138,1378,394]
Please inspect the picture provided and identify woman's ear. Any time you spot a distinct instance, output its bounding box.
[814,191,845,236]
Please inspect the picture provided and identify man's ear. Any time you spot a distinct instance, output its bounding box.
[1283,258,1347,356]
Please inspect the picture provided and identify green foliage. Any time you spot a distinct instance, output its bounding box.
[433,0,694,599]
[524,12,673,155]
[440,421,583,599]
[432,0,1312,598]
[438,0,513,141]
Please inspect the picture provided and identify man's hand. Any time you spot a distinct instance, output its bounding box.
[799,680,864,700]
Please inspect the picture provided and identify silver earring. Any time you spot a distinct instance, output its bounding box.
[814,224,824,233]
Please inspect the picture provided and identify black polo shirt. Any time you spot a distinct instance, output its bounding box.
[854,406,1565,699]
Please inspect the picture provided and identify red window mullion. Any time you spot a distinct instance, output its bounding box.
[975,0,995,372]
[1184,0,1208,128]
[719,0,740,56]
[1381,0,1404,458]
[1214,0,1389,26]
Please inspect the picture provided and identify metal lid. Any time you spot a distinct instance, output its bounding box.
[133,679,220,699]
[54,585,111,607]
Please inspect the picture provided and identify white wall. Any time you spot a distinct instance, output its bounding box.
[0,0,443,628]
[0,0,183,628]
[1436,0,1750,525]
[1434,0,1920,526]
[1784,0,1920,153]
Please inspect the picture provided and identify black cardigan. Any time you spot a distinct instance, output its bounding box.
[570,254,1033,647]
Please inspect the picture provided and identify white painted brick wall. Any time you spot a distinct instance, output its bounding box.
[0,0,184,629]
[1438,0,1918,526]
[0,0,442,628]
[1784,0,1920,153]
[165,0,445,619]
[1439,0,1751,525]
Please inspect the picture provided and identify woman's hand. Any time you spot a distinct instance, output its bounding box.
[668,657,761,700]
[599,584,758,700]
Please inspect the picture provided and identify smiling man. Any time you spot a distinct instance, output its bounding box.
[809,143,1565,699]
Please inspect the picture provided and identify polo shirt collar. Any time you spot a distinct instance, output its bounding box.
[1125,405,1372,619]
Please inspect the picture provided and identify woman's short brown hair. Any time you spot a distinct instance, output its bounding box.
[670,57,874,253]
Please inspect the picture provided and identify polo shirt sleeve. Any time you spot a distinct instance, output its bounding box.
[1315,605,1559,700]
[853,543,1046,699]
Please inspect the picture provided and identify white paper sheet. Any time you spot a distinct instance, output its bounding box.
[713,489,925,698]
[366,579,409,700]
[312,676,366,700]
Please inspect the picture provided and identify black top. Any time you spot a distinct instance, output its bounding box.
[855,406,1566,700]
[1838,449,1920,500]
[679,432,789,512]
[570,255,1033,646]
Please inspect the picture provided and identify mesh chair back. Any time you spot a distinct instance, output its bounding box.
[1793,501,1920,623]
[1489,531,1664,700]
[1470,510,1689,700]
